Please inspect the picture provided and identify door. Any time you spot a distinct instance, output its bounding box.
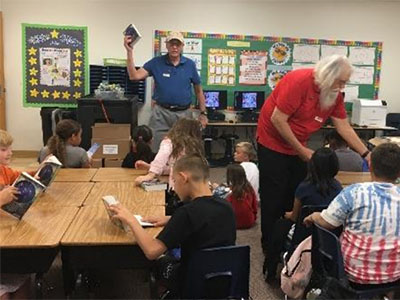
[0,12,5,130]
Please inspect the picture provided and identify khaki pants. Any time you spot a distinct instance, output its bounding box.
[149,104,193,152]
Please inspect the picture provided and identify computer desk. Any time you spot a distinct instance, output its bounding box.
[60,182,165,297]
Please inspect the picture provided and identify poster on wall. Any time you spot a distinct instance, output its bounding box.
[239,50,267,85]
[208,48,236,86]
[22,23,88,108]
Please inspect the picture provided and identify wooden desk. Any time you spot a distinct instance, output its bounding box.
[92,168,148,182]
[369,136,400,147]
[335,171,371,186]
[82,182,165,207]
[54,168,98,182]
[36,182,94,207]
[61,184,165,295]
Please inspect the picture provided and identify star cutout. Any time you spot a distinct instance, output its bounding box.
[74,49,82,58]
[50,29,59,39]
[73,59,82,67]
[62,91,71,99]
[73,78,82,87]
[29,68,38,76]
[28,47,37,56]
[28,57,37,65]
[41,90,50,98]
[29,78,38,86]
[52,90,60,99]
[73,92,82,99]
[73,69,82,77]
[30,89,39,97]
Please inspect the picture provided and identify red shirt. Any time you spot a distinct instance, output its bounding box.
[226,189,258,229]
[257,69,347,155]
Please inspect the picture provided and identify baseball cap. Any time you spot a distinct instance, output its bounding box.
[166,31,184,44]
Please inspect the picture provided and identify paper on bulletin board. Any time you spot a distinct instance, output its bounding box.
[349,47,375,65]
[208,48,236,86]
[321,45,348,58]
[184,39,202,54]
[239,50,267,85]
[291,63,315,70]
[349,66,374,85]
[293,44,320,63]
[184,54,202,70]
[343,85,359,102]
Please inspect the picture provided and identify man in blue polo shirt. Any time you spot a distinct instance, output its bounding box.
[124,31,207,151]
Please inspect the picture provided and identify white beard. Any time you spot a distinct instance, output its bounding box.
[320,89,339,110]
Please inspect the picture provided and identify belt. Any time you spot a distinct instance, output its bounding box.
[157,103,191,111]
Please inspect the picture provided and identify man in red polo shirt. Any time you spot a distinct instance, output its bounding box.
[257,55,370,279]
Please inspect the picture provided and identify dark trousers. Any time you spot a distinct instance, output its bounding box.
[257,144,307,249]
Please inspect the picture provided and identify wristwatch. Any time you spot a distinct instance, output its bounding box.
[361,150,370,158]
[200,111,208,116]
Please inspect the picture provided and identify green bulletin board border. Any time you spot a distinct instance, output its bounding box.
[154,30,382,102]
[22,23,89,108]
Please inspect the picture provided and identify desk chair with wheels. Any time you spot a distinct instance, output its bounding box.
[311,223,400,299]
[182,245,250,299]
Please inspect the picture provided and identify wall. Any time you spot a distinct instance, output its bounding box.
[2,0,400,150]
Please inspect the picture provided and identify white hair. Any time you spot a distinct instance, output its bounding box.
[314,55,353,109]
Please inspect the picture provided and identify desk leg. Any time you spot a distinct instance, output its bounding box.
[61,248,75,297]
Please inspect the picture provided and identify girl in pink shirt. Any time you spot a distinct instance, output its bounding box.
[135,118,204,189]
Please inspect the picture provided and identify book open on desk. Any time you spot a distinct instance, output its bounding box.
[102,195,154,231]
[1,172,46,219]
[35,155,62,187]
[140,179,168,192]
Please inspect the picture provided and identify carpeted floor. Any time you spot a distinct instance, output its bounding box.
[8,158,283,299]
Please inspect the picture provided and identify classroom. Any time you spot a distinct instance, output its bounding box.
[1,0,400,299]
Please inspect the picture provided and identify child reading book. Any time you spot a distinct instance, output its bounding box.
[38,119,90,168]
[109,155,236,297]
[122,125,156,168]
[134,118,204,190]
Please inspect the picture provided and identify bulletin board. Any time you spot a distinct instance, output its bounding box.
[22,23,89,108]
[154,30,382,108]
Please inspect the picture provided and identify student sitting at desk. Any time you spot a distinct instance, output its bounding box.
[109,155,236,297]
[39,119,90,168]
[122,125,156,168]
[0,130,36,185]
[304,143,400,289]
[265,147,342,283]
[324,130,366,172]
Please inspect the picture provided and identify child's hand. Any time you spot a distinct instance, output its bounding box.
[134,174,156,186]
[303,214,314,228]
[284,211,293,220]
[135,160,150,170]
[141,216,170,227]
[108,203,134,226]
[0,186,19,206]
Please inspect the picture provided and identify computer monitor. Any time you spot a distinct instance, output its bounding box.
[234,91,265,111]
[202,90,227,110]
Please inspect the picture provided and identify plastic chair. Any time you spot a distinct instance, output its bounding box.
[182,245,250,299]
[312,223,399,299]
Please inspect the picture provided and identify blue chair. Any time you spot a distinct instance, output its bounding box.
[182,245,250,299]
[312,223,399,299]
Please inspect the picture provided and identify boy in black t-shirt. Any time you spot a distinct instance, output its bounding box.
[109,155,236,295]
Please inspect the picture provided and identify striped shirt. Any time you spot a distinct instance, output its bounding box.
[321,182,400,284]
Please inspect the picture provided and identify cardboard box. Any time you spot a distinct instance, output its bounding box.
[91,138,131,159]
[91,158,103,168]
[104,158,123,168]
[92,123,131,139]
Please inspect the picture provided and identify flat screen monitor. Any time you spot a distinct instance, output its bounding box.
[202,90,227,110]
[234,91,265,111]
